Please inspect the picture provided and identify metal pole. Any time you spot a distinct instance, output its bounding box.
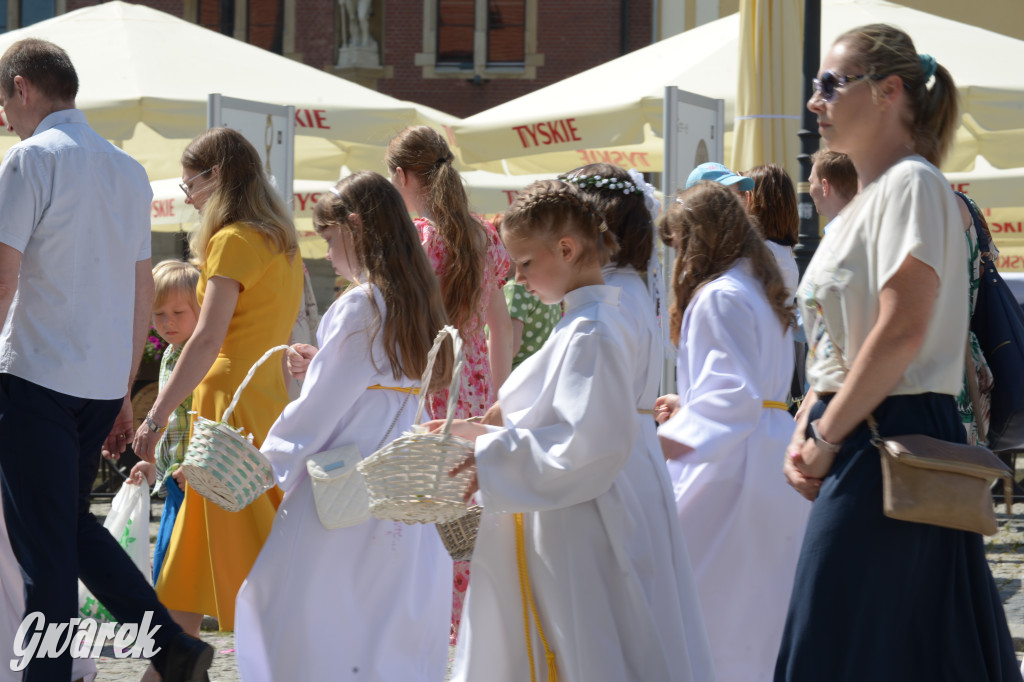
[794,0,821,278]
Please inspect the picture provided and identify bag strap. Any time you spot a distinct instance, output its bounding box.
[375,389,414,452]
[954,191,995,257]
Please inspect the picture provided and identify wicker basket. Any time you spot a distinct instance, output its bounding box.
[180,345,287,513]
[357,326,476,525]
[436,505,482,561]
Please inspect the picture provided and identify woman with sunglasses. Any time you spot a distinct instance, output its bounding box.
[133,127,304,647]
[776,24,1018,681]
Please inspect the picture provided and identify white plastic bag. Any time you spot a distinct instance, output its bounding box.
[78,480,151,623]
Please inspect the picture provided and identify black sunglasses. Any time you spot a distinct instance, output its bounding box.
[812,70,888,103]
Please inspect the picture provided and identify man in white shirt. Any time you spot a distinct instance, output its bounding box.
[0,39,212,681]
[809,149,857,225]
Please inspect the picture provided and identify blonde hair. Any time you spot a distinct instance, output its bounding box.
[385,125,484,332]
[314,172,452,390]
[662,182,794,344]
[836,24,959,166]
[152,260,200,314]
[502,180,618,266]
[182,127,298,267]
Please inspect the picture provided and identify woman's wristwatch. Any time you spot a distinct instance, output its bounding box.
[145,412,167,434]
[809,419,842,453]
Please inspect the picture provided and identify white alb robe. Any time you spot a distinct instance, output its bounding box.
[452,284,715,682]
[659,260,811,682]
[235,284,450,682]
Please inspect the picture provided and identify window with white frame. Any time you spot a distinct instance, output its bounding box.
[418,0,542,79]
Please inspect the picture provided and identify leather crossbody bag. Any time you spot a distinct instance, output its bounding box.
[821,321,1011,536]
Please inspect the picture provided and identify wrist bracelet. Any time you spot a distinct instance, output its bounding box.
[809,419,842,454]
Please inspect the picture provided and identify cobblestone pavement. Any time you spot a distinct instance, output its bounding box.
[89,495,1024,681]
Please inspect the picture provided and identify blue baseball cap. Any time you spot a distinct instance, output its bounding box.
[685,162,754,191]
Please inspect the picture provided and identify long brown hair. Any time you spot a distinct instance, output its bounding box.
[182,127,298,267]
[744,164,799,247]
[836,24,959,166]
[560,163,653,271]
[385,126,484,332]
[314,171,452,389]
[662,182,794,345]
[502,180,619,265]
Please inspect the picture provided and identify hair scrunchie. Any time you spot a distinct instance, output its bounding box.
[918,53,937,83]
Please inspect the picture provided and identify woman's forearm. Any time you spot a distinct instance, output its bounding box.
[149,276,240,424]
[149,332,223,423]
[486,287,513,392]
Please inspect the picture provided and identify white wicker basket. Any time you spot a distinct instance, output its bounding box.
[180,345,286,513]
[357,326,476,524]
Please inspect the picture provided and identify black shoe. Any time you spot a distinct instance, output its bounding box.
[159,632,214,682]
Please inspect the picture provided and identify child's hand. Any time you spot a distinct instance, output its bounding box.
[480,401,503,426]
[654,394,680,424]
[449,451,479,502]
[129,461,157,487]
[423,419,488,443]
[287,343,318,381]
[171,468,186,491]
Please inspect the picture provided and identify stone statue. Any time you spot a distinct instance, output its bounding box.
[340,0,374,49]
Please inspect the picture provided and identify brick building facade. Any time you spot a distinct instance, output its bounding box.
[43,0,653,119]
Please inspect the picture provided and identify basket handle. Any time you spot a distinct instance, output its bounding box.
[222,345,291,423]
[412,326,465,435]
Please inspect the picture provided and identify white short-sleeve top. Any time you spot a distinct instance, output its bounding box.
[798,155,967,396]
[0,110,152,399]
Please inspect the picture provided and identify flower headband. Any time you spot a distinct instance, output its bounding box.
[564,173,645,195]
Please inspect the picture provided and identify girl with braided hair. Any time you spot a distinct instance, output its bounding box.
[428,179,714,682]
[655,181,810,682]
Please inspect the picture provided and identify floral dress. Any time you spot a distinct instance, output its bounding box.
[415,216,510,645]
[416,217,510,419]
[955,193,994,446]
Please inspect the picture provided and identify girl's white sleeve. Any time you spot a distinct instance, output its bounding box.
[260,292,378,491]
[474,324,639,513]
[658,286,765,464]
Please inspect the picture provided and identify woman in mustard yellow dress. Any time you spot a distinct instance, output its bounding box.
[133,127,303,640]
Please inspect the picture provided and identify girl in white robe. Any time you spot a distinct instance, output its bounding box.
[431,180,715,682]
[655,182,811,682]
[235,172,452,682]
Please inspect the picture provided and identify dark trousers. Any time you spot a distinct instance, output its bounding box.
[0,374,182,680]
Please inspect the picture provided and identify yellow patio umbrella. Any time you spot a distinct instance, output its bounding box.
[731,0,803,179]
[0,1,457,181]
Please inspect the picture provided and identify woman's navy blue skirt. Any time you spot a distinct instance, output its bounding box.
[775,392,1020,682]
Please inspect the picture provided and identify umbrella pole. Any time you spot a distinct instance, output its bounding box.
[795,0,822,279]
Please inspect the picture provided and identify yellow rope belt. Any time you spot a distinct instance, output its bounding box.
[366,384,420,395]
[515,513,558,682]
[762,400,789,410]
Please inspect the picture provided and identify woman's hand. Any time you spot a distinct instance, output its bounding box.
[783,450,823,501]
[287,343,318,381]
[132,417,162,463]
[129,461,157,487]
[654,394,680,424]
